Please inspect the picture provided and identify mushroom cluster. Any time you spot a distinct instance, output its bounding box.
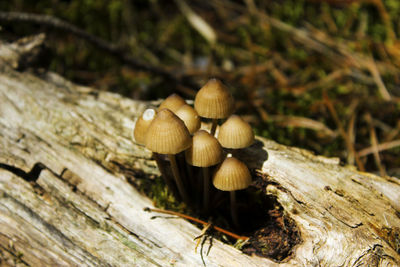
[133,78,255,227]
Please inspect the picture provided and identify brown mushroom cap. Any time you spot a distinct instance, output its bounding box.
[133,108,156,145]
[175,104,201,134]
[145,109,191,154]
[185,130,223,167]
[158,93,186,113]
[212,156,251,191]
[194,78,234,119]
[217,115,254,149]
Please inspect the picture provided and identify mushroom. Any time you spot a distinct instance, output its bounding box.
[158,93,186,112]
[194,79,234,135]
[212,155,251,228]
[145,109,192,204]
[185,130,223,212]
[133,108,178,198]
[175,104,202,191]
[217,114,254,149]
[133,108,156,145]
[175,104,201,134]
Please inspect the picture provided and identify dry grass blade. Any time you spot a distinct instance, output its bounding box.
[323,92,365,171]
[366,58,392,101]
[347,111,357,165]
[304,69,349,92]
[358,139,400,157]
[175,0,217,45]
[365,113,386,177]
[269,115,337,138]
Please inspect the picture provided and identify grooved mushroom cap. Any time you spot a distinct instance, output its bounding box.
[194,79,234,119]
[212,156,251,191]
[158,93,186,112]
[145,109,192,154]
[133,108,156,145]
[217,115,254,149]
[185,130,223,167]
[175,104,201,134]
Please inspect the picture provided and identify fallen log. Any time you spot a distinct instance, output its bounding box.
[0,35,399,266]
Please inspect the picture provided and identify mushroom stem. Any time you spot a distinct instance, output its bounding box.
[202,167,210,213]
[185,161,194,188]
[230,191,239,228]
[210,119,218,136]
[195,167,203,210]
[153,153,179,199]
[168,154,190,205]
[185,162,197,202]
[178,153,189,189]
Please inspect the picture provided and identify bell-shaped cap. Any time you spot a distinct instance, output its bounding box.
[145,109,191,154]
[194,79,234,119]
[217,115,254,149]
[185,130,223,167]
[133,108,156,145]
[158,93,186,113]
[212,156,251,191]
[175,104,201,134]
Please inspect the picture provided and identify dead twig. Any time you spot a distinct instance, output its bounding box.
[144,207,249,240]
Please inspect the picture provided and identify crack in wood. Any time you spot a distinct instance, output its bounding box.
[0,162,45,182]
[324,205,363,228]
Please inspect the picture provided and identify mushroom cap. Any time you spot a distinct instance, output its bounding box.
[145,109,192,154]
[185,130,223,167]
[194,78,234,119]
[175,104,201,134]
[133,108,156,145]
[212,156,251,191]
[158,93,186,113]
[217,115,254,149]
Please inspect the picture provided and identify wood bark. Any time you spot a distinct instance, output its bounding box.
[0,35,399,266]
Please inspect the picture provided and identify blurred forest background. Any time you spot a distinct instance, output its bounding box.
[1,0,399,177]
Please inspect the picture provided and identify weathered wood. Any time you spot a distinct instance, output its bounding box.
[0,36,399,266]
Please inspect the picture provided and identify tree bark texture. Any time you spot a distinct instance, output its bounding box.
[0,35,399,266]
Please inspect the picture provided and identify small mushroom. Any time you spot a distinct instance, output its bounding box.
[194,79,234,135]
[175,104,201,134]
[133,108,178,198]
[185,130,223,212]
[217,115,254,149]
[145,109,192,204]
[158,93,186,113]
[133,108,156,145]
[212,155,251,228]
